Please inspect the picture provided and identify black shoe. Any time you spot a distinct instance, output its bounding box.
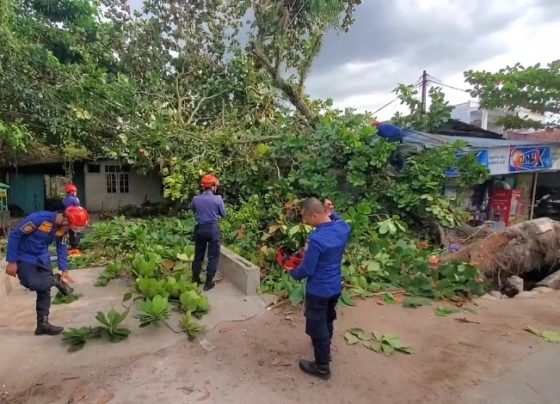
[192,274,202,285]
[299,359,331,380]
[203,280,215,291]
[53,273,73,296]
[35,316,64,336]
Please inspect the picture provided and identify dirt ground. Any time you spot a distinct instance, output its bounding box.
[1,270,560,404]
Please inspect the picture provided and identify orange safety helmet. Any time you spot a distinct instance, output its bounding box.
[65,206,89,233]
[65,184,78,194]
[200,174,220,189]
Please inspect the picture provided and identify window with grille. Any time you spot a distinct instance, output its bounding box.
[105,165,130,194]
[119,173,129,193]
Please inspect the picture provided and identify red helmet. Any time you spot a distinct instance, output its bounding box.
[65,206,89,232]
[200,174,220,189]
[276,248,304,270]
[65,184,78,194]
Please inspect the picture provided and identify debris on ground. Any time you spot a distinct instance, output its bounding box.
[435,307,457,317]
[455,317,480,325]
[525,326,560,343]
[199,339,216,353]
[504,276,524,298]
[344,328,413,356]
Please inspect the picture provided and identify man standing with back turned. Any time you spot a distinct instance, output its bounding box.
[284,198,351,380]
[190,174,226,291]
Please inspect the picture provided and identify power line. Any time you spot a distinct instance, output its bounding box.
[428,77,470,93]
[372,97,399,115]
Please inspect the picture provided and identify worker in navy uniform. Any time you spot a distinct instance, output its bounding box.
[284,198,351,380]
[190,174,227,291]
[4,206,90,335]
[62,184,82,256]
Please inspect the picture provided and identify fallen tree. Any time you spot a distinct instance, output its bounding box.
[440,218,560,287]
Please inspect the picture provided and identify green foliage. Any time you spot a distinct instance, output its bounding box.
[61,308,130,352]
[465,60,560,129]
[179,290,210,319]
[435,307,457,317]
[95,262,123,287]
[344,328,413,356]
[52,292,82,305]
[136,277,167,299]
[165,275,197,299]
[525,326,560,343]
[180,312,206,341]
[131,252,162,278]
[95,309,131,343]
[62,327,102,352]
[403,296,432,309]
[392,84,453,132]
[136,295,171,328]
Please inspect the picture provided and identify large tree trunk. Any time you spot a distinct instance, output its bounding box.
[440,218,560,286]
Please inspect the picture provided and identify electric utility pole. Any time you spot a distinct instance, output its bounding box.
[420,70,428,113]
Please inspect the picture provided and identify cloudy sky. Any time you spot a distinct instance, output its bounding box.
[307,0,560,119]
[128,0,560,119]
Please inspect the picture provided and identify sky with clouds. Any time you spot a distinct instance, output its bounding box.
[128,0,560,119]
[307,0,560,119]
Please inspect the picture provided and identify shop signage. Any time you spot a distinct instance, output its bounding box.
[509,146,552,172]
[487,147,510,175]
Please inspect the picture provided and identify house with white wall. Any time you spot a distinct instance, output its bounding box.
[3,156,164,215]
[82,159,163,212]
[452,100,546,134]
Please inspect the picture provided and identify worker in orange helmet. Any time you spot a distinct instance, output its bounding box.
[190,174,226,291]
[63,184,82,256]
[5,206,90,335]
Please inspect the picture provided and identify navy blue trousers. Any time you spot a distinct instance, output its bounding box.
[17,262,54,317]
[192,223,221,281]
[69,229,80,249]
[305,293,340,365]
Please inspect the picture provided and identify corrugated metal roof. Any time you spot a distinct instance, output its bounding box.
[401,128,550,150]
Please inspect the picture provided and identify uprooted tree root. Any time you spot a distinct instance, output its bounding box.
[440,218,560,286]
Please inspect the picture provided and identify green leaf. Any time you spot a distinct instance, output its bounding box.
[383,293,396,304]
[340,290,356,307]
[349,328,372,341]
[381,342,395,356]
[436,307,456,317]
[366,261,380,273]
[289,285,305,305]
[344,331,360,345]
[122,292,133,303]
[541,331,560,343]
[403,296,431,308]
[378,223,389,235]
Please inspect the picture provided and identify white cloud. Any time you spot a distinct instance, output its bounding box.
[306,0,560,119]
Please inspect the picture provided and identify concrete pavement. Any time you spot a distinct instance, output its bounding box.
[461,343,560,404]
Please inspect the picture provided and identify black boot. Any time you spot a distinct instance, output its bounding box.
[35,316,64,336]
[299,359,331,380]
[192,273,202,285]
[203,279,215,291]
[53,273,73,296]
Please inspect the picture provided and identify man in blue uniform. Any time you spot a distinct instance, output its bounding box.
[4,206,89,335]
[63,184,81,255]
[285,198,351,380]
[190,174,227,291]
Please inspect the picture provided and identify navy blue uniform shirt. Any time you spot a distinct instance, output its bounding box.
[6,211,69,271]
[190,191,227,225]
[63,194,80,208]
[290,212,351,298]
